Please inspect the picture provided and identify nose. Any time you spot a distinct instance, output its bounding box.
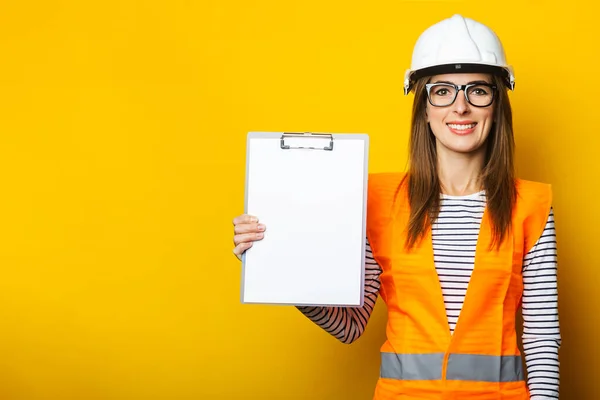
[452,89,470,114]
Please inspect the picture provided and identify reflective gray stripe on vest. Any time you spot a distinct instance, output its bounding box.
[380,352,444,380]
[446,354,524,382]
[380,352,524,382]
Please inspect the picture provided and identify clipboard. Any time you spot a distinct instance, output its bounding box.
[240,131,369,307]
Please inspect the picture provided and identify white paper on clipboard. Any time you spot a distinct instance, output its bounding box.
[240,131,369,307]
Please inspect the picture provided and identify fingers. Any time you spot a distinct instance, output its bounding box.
[232,214,265,237]
[232,214,258,226]
[233,242,253,260]
[234,222,265,235]
[232,214,266,261]
[233,231,264,246]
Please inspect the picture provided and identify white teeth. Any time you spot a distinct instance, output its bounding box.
[447,123,476,130]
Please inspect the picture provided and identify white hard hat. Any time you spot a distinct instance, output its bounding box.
[404,14,515,95]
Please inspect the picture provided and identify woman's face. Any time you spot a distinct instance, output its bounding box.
[425,73,496,157]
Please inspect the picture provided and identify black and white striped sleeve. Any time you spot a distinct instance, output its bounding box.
[296,238,382,344]
[521,207,561,399]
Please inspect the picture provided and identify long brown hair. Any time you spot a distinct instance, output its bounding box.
[403,74,517,250]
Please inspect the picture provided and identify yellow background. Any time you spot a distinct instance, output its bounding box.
[0,0,596,399]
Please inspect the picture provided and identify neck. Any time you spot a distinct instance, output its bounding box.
[436,148,485,196]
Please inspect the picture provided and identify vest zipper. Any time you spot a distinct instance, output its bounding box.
[441,351,449,381]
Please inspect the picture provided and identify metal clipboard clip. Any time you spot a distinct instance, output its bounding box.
[280,132,334,151]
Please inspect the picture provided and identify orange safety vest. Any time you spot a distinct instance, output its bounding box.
[366,172,552,400]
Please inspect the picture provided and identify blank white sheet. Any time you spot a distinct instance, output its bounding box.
[241,132,369,306]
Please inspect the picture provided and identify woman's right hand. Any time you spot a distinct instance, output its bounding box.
[232,214,266,261]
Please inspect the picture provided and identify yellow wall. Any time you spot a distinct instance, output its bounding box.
[0,1,596,399]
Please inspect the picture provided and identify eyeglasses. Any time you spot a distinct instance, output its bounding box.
[425,83,497,107]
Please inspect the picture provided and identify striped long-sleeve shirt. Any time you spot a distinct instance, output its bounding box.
[297,191,561,399]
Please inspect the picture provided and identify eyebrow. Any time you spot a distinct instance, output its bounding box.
[433,80,492,85]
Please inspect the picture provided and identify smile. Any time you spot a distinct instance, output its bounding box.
[447,123,477,130]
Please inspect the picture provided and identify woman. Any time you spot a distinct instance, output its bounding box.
[232,14,560,400]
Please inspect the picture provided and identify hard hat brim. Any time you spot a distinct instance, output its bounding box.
[404,63,515,95]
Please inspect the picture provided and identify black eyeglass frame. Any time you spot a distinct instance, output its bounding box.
[425,82,498,108]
